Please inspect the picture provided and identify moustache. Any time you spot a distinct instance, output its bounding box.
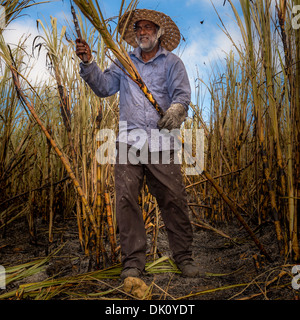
[138,36,150,41]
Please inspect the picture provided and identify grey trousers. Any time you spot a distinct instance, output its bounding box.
[114,143,193,271]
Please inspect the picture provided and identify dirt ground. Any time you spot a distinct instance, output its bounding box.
[0,210,299,301]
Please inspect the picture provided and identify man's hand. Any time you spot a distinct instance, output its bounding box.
[157,103,186,130]
[75,38,92,63]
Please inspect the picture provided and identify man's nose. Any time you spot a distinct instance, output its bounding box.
[139,28,146,35]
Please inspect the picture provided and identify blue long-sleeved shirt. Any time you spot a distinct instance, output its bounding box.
[79,45,191,151]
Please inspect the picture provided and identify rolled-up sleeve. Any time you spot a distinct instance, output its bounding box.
[166,55,191,112]
[79,60,121,97]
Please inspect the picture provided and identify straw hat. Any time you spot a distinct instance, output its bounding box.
[118,9,181,52]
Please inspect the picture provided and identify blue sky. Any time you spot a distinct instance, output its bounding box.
[4,0,243,111]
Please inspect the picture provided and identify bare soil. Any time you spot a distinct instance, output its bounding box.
[0,210,299,301]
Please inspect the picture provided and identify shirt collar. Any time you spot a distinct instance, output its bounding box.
[131,45,169,63]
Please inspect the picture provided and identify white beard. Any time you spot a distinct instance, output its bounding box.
[135,28,163,52]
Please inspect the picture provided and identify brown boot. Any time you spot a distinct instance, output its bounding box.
[120,267,141,280]
[177,259,199,277]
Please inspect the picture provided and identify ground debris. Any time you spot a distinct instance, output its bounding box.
[123,276,149,299]
[0,215,298,300]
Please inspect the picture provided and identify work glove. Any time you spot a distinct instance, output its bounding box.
[157,103,186,130]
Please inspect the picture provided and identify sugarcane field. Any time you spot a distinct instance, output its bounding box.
[0,0,300,305]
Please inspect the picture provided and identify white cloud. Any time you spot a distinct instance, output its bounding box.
[2,20,52,86]
[178,14,243,104]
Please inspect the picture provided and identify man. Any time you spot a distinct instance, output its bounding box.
[76,9,198,279]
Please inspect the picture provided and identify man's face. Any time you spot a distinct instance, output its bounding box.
[135,20,158,52]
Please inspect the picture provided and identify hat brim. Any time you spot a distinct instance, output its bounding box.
[118,9,181,52]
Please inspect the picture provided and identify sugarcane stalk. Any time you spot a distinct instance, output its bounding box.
[95,104,107,266]
[71,1,89,63]
[150,199,159,260]
[293,0,300,261]
[9,66,98,235]
[46,125,54,242]
[261,0,286,200]
[35,16,86,247]
[95,151,102,266]
[276,0,299,260]
[55,59,85,249]
[233,0,285,255]
[104,192,116,263]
